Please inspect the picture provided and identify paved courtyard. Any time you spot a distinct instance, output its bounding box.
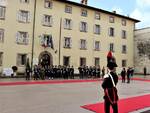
[0,77,150,113]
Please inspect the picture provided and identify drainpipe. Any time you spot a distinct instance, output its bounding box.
[58,18,62,65]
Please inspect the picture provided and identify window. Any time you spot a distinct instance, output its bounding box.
[65,5,72,13]
[44,0,52,9]
[80,39,86,49]
[42,15,53,27]
[95,57,100,66]
[20,0,29,3]
[122,60,127,67]
[17,54,27,66]
[122,45,127,54]
[122,19,126,26]
[122,30,126,39]
[80,57,86,66]
[109,16,114,23]
[94,24,100,34]
[64,37,71,48]
[64,18,72,30]
[109,43,114,52]
[81,9,87,17]
[41,34,53,49]
[63,56,70,66]
[94,41,100,51]
[16,31,29,45]
[109,27,114,37]
[0,52,3,66]
[0,29,4,42]
[80,22,88,32]
[95,12,100,20]
[17,10,30,23]
[0,6,6,19]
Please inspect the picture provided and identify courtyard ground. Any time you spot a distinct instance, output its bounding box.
[0,75,150,113]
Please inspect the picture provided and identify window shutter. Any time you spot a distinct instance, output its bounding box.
[40,34,44,45]
[70,20,73,30]
[79,22,82,31]
[28,12,31,22]
[45,1,48,8]
[16,32,20,43]
[41,15,45,25]
[93,40,95,50]
[86,23,88,32]
[17,54,21,66]
[99,42,101,51]
[63,19,66,29]
[63,37,66,47]
[108,44,110,51]
[16,11,20,21]
[113,44,115,52]
[50,16,53,26]
[108,28,110,36]
[19,11,22,22]
[85,40,87,49]
[26,33,29,44]
[93,25,96,34]
[70,38,72,48]
[79,40,81,49]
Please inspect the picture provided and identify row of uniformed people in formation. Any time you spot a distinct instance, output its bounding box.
[26,64,106,80]
[33,64,74,80]
[78,65,106,79]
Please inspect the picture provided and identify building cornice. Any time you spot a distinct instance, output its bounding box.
[56,0,140,23]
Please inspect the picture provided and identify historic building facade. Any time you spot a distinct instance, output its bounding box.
[134,27,150,74]
[0,0,139,74]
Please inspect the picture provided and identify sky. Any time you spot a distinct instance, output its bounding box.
[71,0,150,29]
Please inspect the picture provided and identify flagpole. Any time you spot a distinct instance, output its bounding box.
[31,0,37,76]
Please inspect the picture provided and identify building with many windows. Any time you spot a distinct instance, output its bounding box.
[0,0,139,74]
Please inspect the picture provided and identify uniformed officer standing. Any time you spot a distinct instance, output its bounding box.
[121,67,126,83]
[25,66,31,80]
[144,67,147,77]
[102,51,119,113]
[127,67,131,83]
[102,66,105,78]
[33,65,39,80]
[70,66,74,79]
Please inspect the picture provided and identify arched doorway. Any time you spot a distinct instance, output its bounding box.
[39,51,53,67]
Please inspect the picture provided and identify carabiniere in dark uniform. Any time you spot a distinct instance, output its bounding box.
[101,51,119,113]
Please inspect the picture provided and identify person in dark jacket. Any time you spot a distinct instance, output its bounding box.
[127,67,131,83]
[25,66,31,80]
[144,67,147,77]
[121,68,126,83]
[102,51,119,113]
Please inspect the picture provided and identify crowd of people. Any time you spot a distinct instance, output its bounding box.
[120,67,134,83]
[26,63,137,84]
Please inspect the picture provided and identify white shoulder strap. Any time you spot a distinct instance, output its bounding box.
[108,73,116,87]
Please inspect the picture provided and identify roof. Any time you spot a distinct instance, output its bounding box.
[56,0,140,23]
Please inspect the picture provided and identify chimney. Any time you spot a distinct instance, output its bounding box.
[81,0,88,5]
[112,11,116,14]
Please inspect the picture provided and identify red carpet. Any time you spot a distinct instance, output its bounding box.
[0,77,150,86]
[81,94,150,113]
[0,79,99,86]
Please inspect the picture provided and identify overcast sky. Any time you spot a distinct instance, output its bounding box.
[71,0,150,29]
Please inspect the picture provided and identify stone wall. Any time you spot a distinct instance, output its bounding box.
[134,27,150,74]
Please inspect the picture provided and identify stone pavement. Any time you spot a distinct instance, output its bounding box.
[0,76,150,113]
